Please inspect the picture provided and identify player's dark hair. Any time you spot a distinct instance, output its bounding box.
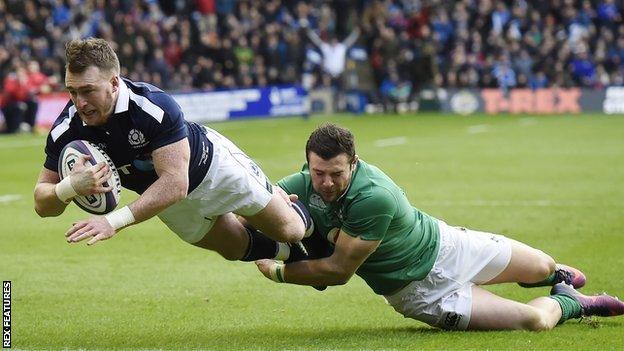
[65,38,120,75]
[306,123,356,162]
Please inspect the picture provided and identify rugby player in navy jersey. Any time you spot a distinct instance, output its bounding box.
[33,38,312,263]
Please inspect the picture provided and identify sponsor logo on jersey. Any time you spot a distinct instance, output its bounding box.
[128,129,148,148]
[309,194,326,210]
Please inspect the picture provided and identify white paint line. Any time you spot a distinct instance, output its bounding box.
[0,194,22,204]
[519,117,538,126]
[467,124,489,134]
[374,137,408,147]
[0,139,44,149]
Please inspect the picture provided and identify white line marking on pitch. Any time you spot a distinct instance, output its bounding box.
[0,139,44,149]
[0,194,22,204]
[467,125,489,134]
[519,117,538,126]
[374,137,407,147]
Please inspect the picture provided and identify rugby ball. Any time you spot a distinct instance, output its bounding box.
[58,140,122,214]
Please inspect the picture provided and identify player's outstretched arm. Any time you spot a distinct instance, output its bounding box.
[256,229,379,286]
[34,155,112,217]
[34,168,68,217]
[66,139,189,246]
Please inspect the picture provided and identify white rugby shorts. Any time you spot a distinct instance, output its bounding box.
[157,127,273,244]
[384,220,512,330]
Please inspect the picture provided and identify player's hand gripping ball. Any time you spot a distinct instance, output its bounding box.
[58,140,122,214]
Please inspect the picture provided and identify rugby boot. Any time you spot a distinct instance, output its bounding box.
[285,241,310,264]
[554,264,586,289]
[551,282,624,317]
[519,264,586,289]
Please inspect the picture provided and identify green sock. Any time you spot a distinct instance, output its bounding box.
[549,294,582,324]
[518,272,556,288]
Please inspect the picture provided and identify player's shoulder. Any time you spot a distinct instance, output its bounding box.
[123,78,182,120]
[348,161,398,203]
[47,101,82,145]
[278,165,310,193]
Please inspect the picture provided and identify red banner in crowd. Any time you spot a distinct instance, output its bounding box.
[36,92,70,128]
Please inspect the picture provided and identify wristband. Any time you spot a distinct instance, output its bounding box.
[55,176,77,203]
[268,262,285,283]
[104,206,135,230]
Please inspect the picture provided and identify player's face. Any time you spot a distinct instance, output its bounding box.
[65,66,118,127]
[308,152,357,202]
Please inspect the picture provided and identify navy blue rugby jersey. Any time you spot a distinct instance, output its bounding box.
[44,78,212,194]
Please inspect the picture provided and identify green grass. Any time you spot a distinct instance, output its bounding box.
[1,113,624,350]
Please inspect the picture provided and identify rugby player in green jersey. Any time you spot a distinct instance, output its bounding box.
[255,123,624,331]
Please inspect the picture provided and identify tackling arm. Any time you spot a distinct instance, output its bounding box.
[258,229,379,286]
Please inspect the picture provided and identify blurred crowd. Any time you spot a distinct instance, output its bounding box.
[2,0,624,130]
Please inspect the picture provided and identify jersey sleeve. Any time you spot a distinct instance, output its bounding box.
[43,102,74,172]
[144,93,188,151]
[43,134,62,172]
[277,170,308,199]
[342,187,397,241]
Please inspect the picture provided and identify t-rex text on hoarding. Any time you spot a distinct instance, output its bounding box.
[481,88,581,114]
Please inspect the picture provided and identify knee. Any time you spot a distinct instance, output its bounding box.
[522,312,554,331]
[267,218,304,242]
[534,252,556,279]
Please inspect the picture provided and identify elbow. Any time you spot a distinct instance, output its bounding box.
[34,203,62,218]
[330,269,354,286]
[171,176,188,202]
[175,185,188,202]
[34,205,47,218]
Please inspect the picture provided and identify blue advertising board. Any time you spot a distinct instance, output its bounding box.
[172,85,309,123]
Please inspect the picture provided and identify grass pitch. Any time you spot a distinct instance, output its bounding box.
[1,113,624,350]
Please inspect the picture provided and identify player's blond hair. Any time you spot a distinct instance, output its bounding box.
[65,38,120,75]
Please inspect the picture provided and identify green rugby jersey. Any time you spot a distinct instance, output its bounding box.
[278,159,440,295]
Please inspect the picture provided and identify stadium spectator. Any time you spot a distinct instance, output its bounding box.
[34,38,314,266]
[492,57,518,92]
[305,25,360,83]
[2,0,624,118]
[1,62,29,134]
[379,67,412,111]
[305,24,360,109]
[255,123,624,331]
[23,60,53,133]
